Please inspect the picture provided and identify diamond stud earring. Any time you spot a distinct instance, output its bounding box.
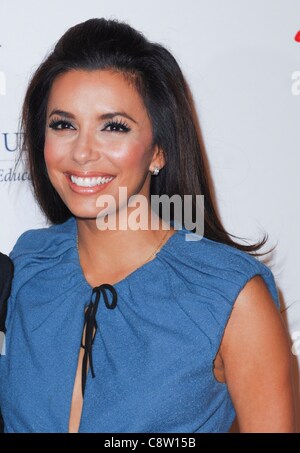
[152,166,160,176]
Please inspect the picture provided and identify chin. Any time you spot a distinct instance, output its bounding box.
[72,211,99,221]
[66,203,99,221]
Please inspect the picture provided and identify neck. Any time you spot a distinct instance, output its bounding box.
[76,208,174,287]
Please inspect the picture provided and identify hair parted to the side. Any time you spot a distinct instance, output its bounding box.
[21,17,270,256]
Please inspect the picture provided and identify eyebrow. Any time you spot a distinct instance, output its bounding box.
[48,109,138,124]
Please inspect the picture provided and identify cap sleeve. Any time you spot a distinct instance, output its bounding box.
[8,219,76,297]
[199,240,280,361]
[162,234,280,363]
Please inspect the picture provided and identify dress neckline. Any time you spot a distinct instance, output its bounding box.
[71,218,188,291]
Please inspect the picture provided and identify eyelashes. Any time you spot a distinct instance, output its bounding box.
[48,117,131,133]
[48,118,74,130]
[103,119,130,133]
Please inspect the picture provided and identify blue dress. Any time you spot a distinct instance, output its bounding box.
[0,217,279,433]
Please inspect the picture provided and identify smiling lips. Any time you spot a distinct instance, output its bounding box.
[65,172,115,194]
[71,175,113,187]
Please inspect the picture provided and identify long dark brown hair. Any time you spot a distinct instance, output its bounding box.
[21,18,270,256]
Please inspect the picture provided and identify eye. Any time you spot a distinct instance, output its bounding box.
[102,120,130,133]
[48,118,75,130]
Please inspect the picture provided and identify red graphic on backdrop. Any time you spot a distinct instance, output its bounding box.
[295,31,300,42]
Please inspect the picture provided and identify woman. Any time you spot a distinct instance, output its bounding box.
[0,18,295,433]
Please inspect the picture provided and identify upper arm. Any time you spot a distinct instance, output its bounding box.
[220,275,295,433]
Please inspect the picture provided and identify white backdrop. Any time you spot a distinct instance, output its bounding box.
[1,0,300,427]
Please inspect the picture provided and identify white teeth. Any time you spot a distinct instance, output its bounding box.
[70,175,113,187]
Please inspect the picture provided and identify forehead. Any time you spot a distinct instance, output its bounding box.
[47,69,145,114]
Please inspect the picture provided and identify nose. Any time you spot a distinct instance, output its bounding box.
[71,129,100,166]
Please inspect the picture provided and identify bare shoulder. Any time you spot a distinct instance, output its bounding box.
[219,275,296,432]
[222,275,284,346]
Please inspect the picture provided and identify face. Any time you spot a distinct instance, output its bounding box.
[44,69,164,220]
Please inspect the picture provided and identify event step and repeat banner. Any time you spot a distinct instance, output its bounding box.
[1,0,300,426]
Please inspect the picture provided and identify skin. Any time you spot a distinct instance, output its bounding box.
[45,69,171,287]
[44,69,295,433]
[214,276,295,432]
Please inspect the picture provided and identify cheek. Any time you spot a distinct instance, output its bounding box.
[44,135,65,171]
[111,139,153,172]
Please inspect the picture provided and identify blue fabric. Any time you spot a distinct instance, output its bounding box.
[0,217,280,433]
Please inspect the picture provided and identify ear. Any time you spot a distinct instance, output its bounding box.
[149,146,166,173]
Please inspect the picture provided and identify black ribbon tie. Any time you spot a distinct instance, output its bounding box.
[81,283,118,397]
